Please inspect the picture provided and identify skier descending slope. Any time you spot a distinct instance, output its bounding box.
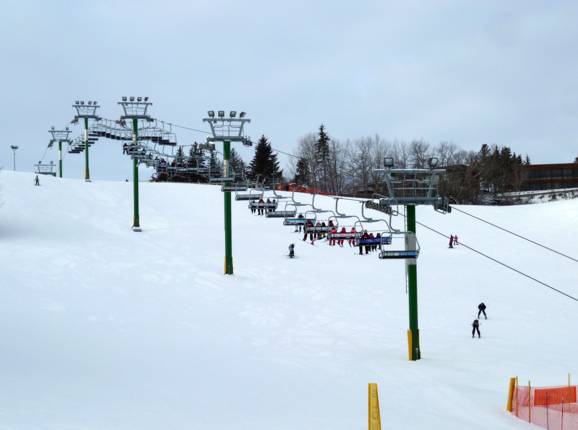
[477,302,487,319]
[472,319,481,338]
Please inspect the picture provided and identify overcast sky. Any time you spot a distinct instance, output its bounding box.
[1,0,577,180]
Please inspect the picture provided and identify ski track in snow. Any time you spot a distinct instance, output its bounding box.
[0,171,577,429]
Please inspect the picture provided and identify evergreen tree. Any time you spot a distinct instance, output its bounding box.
[175,146,185,167]
[294,156,310,185]
[230,148,246,182]
[315,125,330,191]
[187,143,208,183]
[209,150,222,179]
[249,135,282,182]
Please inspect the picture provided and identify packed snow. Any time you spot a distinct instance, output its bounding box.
[1,170,577,429]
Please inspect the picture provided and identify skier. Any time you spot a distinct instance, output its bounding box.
[314,221,322,241]
[477,302,487,319]
[303,219,313,242]
[338,226,346,247]
[454,234,459,246]
[359,230,369,255]
[366,232,374,254]
[375,232,382,252]
[295,213,304,233]
[329,226,337,246]
[288,243,295,259]
[349,226,357,247]
[472,319,481,338]
[257,198,265,215]
[266,198,272,214]
[34,175,40,186]
[449,234,454,248]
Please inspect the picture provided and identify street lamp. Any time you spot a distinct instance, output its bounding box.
[203,110,252,275]
[118,96,153,232]
[72,100,100,181]
[10,145,18,171]
[49,126,72,178]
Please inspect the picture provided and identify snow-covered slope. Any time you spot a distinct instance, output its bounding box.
[1,171,577,430]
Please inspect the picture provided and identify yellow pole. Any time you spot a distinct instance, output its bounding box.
[368,383,382,430]
[507,377,516,412]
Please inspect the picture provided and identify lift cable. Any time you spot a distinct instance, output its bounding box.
[451,205,578,263]
[411,218,578,302]
[162,122,211,135]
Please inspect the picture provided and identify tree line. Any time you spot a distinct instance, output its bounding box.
[289,125,528,204]
[153,136,282,184]
[153,125,528,204]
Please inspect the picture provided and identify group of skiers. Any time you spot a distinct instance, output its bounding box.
[250,198,277,216]
[472,302,487,338]
[449,234,459,248]
[358,231,382,255]
[302,219,330,243]
[327,226,353,247]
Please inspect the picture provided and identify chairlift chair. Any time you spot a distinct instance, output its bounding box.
[266,201,297,218]
[248,199,278,212]
[235,188,263,201]
[378,232,420,259]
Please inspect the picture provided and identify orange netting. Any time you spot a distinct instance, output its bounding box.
[513,384,578,429]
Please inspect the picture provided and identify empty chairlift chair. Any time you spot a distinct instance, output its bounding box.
[235,188,263,201]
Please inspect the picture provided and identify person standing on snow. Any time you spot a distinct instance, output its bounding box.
[288,243,295,258]
[477,302,487,319]
[472,319,481,338]
[454,234,459,245]
[34,175,40,186]
[449,234,454,248]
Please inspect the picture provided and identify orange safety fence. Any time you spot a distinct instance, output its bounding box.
[275,183,332,196]
[511,380,578,429]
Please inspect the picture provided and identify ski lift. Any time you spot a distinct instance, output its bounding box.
[302,210,333,234]
[266,201,297,218]
[378,233,420,259]
[249,199,278,212]
[269,182,289,200]
[326,197,363,229]
[235,188,263,201]
[34,161,56,176]
[283,211,315,226]
[222,183,248,192]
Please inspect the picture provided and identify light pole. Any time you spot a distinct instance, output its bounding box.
[72,100,100,181]
[118,96,153,232]
[10,145,18,171]
[49,126,72,178]
[203,110,252,275]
